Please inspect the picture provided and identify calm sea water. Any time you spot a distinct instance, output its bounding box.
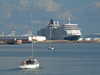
[0,43,100,75]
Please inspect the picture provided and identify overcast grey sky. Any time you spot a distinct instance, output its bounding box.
[0,0,100,36]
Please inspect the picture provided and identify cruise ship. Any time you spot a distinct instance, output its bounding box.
[37,18,82,41]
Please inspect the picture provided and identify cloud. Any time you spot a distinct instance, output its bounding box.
[0,0,75,35]
[83,2,100,12]
[33,20,44,24]
[57,10,76,20]
[0,3,12,19]
[81,1,100,19]
[6,24,28,29]
[0,0,74,20]
[0,22,28,30]
[6,22,29,29]
[17,6,24,11]
[16,0,29,11]
[35,0,62,12]
[15,0,62,12]
[19,0,29,7]
[14,0,74,20]
[33,0,74,19]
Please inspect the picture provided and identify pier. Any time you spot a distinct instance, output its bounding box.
[0,40,100,45]
[36,40,100,43]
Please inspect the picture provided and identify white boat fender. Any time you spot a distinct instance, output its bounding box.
[34,59,37,61]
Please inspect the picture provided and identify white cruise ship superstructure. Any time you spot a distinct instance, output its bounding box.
[37,18,82,41]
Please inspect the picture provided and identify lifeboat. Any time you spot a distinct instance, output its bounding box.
[17,40,22,44]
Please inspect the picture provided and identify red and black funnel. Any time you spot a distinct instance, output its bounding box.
[49,19,54,25]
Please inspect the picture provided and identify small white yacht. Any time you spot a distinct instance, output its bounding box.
[19,10,40,69]
[48,45,54,50]
[48,46,54,50]
[48,27,54,50]
[19,59,39,69]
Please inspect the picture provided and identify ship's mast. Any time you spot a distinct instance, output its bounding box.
[69,17,71,24]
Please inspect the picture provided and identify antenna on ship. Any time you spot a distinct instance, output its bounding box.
[2,30,4,37]
[69,17,70,24]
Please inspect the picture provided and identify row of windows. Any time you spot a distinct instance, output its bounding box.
[64,26,78,28]
[64,28,81,30]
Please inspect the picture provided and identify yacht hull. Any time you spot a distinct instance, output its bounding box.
[19,64,39,69]
[48,46,54,50]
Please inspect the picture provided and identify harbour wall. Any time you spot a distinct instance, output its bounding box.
[0,41,22,45]
[0,40,100,44]
[36,40,100,43]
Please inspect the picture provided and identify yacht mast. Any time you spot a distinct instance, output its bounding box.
[50,27,51,45]
[31,10,33,60]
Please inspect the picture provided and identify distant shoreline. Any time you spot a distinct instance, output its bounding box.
[0,40,100,45]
